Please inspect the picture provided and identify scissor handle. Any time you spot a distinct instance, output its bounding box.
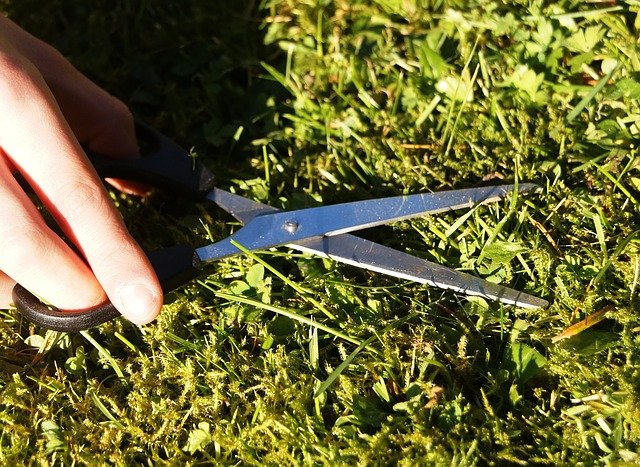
[13,122,216,331]
[87,121,216,199]
[14,246,202,332]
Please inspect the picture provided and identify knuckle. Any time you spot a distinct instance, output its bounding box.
[109,97,134,123]
[54,180,109,223]
[0,50,40,99]
[88,95,137,156]
[0,49,22,73]
[98,95,134,131]
[0,48,30,75]
[90,232,138,271]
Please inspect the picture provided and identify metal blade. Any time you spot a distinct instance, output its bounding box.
[205,188,279,224]
[198,185,547,308]
[198,183,538,261]
[290,235,548,309]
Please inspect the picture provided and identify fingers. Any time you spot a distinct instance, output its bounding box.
[0,158,106,310]
[0,17,138,155]
[0,47,162,324]
[0,16,148,195]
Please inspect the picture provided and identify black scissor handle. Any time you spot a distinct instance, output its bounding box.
[87,121,216,199]
[14,246,202,332]
[13,122,216,331]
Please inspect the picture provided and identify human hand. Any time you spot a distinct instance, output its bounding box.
[0,16,162,324]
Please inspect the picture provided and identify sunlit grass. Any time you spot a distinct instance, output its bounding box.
[1,0,640,464]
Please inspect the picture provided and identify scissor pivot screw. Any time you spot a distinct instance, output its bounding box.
[283,220,299,233]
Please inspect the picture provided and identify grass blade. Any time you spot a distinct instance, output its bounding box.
[566,65,617,123]
[313,334,376,399]
[80,331,126,383]
[214,291,368,349]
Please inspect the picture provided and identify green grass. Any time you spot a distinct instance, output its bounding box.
[2,0,640,464]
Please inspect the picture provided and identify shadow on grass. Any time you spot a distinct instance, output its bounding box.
[6,0,286,180]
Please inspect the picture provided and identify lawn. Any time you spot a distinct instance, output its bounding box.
[1,0,640,464]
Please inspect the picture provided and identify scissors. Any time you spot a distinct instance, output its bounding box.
[13,123,548,332]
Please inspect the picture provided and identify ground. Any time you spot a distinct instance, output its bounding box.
[1,0,640,464]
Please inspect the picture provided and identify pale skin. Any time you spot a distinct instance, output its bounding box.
[0,16,163,324]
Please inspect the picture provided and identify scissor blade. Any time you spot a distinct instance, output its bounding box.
[201,187,547,308]
[206,188,279,224]
[291,235,548,309]
[197,184,538,261]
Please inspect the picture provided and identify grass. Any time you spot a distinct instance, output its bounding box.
[1,0,640,464]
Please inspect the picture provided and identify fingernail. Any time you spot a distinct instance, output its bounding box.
[117,284,160,324]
